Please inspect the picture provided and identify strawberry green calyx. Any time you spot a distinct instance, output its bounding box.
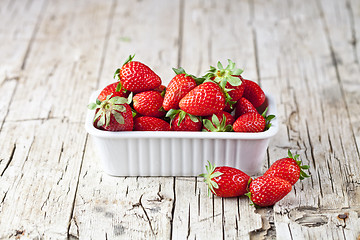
[172,67,204,85]
[88,94,129,128]
[202,114,233,132]
[261,107,276,131]
[199,161,223,197]
[288,150,310,180]
[204,59,243,88]
[166,109,199,126]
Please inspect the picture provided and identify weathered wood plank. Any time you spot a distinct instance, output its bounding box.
[0,120,86,239]
[0,0,114,238]
[97,0,181,89]
[69,0,181,239]
[5,0,112,123]
[179,0,258,80]
[69,144,174,239]
[252,0,360,237]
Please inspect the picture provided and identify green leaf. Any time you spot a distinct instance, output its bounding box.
[113,105,126,112]
[88,103,97,110]
[227,76,242,86]
[203,119,217,132]
[123,54,135,66]
[113,111,125,124]
[301,165,310,169]
[127,92,133,104]
[105,110,111,127]
[93,110,103,123]
[210,172,223,178]
[165,109,180,119]
[232,68,244,76]
[172,67,186,75]
[217,61,224,70]
[212,114,220,127]
[98,113,106,127]
[187,113,199,123]
[115,82,122,92]
[113,68,120,79]
[111,96,128,105]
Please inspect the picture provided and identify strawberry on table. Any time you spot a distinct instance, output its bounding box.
[163,67,201,111]
[264,150,310,185]
[242,79,265,108]
[199,161,251,197]
[114,55,161,93]
[134,116,170,131]
[133,90,165,118]
[166,109,202,131]
[202,111,234,132]
[88,95,133,131]
[246,176,292,207]
[179,81,225,116]
[97,82,129,102]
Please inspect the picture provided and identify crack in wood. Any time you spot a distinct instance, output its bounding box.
[21,0,48,71]
[345,0,359,64]
[0,144,16,177]
[169,177,176,240]
[138,194,156,236]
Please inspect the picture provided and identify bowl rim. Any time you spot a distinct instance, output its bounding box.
[85,89,279,140]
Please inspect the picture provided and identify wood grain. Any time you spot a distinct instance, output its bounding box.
[0,0,359,239]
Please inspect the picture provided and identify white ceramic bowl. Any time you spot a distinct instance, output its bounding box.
[85,90,278,176]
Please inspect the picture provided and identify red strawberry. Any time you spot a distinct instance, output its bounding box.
[88,95,133,131]
[199,161,251,197]
[166,109,202,131]
[233,112,266,132]
[242,79,265,108]
[153,84,166,93]
[204,60,245,103]
[246,176,292,207]
[114,55,161,93]
[234,97,258,119]
[133,90,165,118]
[133,116,170,131]
[202,111,234,132]
[163,68,201,111]
[97,82,129,102]
[179,81,225,116]
[263,150,310,185]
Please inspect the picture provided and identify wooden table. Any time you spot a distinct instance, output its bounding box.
[1,0,360,239]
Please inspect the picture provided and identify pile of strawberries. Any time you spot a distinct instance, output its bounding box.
[88,55,274,132]
[200,150,310,207]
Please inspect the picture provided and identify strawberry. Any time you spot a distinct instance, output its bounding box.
[133,90,165,118]
[199,161,251,198]
[179,81,225,116]
[246,176,292,207]
[242,79,265,108]
[204,60,245,103]
[166,109,202,131]
[234,97,258,119]
[133,116,170,131]
[114,55,161,93]
[97,82,129,102]
[233,112,266,132]
[88,95,133,131]
[202,111,234,132]
[163,67,201,111]
[263,150,310,185]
